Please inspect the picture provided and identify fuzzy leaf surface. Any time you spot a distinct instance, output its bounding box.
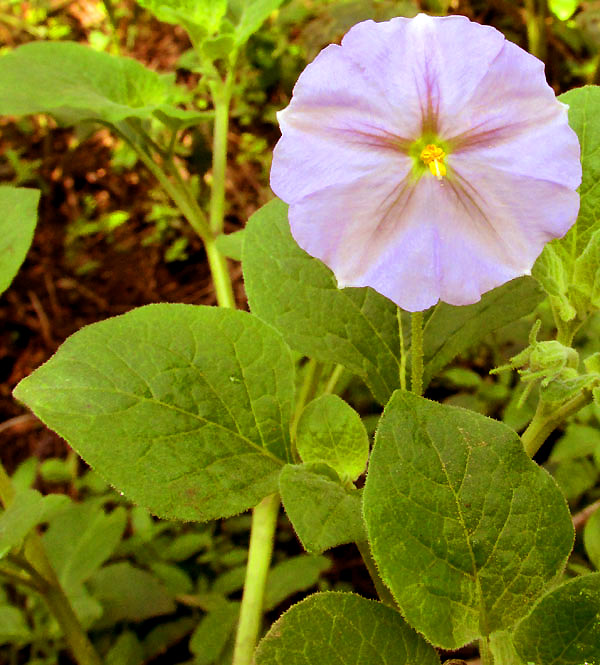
[254,592,441,665]
[363,392,574,648]
[296,395,368,482]
[513,573,600,665]
[14,304,294,521]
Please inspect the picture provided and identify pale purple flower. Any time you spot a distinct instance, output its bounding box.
[270,14,581,312]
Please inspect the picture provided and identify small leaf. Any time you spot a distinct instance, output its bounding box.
[0,489,68,558]
[106,631,144,665]
[0,606,32,645]
[263,554,331,611]
[255,592,441,665]
[233,0,285,46]
[89,562,175,625]
[513,573,600,665]
[363,391,574,649]
[215,229,245,261]
[423,277,544,386]
[243,199,402,405]
[189,601,239,665]
[280,463,366,553]
[43,501,127,590]
[14,304,295,521]
[0,42,205,128]
[549,0,579,20]
[296,395,369,482]
[0,186,39,296]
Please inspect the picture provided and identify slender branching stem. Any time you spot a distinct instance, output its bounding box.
[0,462,102,665]
[232,494,280,665]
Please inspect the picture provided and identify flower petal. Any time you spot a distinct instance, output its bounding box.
[447,41,581,189]
[271,44,411,204]
[289,161,579,311]
[340,14,506,134]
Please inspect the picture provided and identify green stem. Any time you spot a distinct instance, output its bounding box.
[232,494,280,665]
[410,311,424,396]
[208,76,233,236]
[117,124,235,308]
[398,309,407,391]
[524,0,546,60]
[521,390,592,457]
[355,540,397,608]
[323,364,344,395]
[0,462,102,665]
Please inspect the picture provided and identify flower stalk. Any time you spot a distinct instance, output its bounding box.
[411,311,424,396]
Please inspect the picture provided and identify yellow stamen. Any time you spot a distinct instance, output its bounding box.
[420,144,447,180]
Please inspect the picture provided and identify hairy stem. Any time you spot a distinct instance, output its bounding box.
[521,390,592,457]
[410,311,424,396]
[209,76,233,236]
[479,636,495,665]
[232,494,280,665]
[355,540,397,608]
[398,308,407,391]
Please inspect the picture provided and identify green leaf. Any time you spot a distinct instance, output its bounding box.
[106,631,144,665]
[0,186,39,296]
[0,42,207,128]
[532,242,577,321]
[423,277,544,386]
[280,463,366,553]
[572,226,600,309]
[215,229,245,261]
[189,601,239,665]
[143,618,196,661]
[0,489,68,558]
[43,501,127,590]
[255,592,441,665]
[296,395,369,482]
[89,562,175,625]
[513,573,600,665]
[233,0,284,46]
[550,423,600,461]
[136,0,226,33]
[243,199,402,405]
[0,606,32,645]
[263,554,331,611]
[551,457,598,500]
[14,304,294,521]
[549,0,579,20]
[584,507,600,569]
[363,391,574,649]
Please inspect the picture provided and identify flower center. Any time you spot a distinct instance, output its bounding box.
[419,144,447,180]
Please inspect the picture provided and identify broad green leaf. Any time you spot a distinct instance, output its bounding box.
[263,554,331,611]
[551,457,598,500]
[513,573,600,665]
[280,463,366,553]
[422,277,544,386]
[0,606,32,645]
[254,592,441,665]
[43,500,127,590]
[489,631,525,665]
[363,392,574,649]
[0,186,39,296]
[584,507,600,569]
[14,304,294,521]
[531,242,576,321]
[190,601,239,665]
[296,395,369,482]
[106,631,144,665]
[136,0,226,32]
[89,562,175,625]
[233,0,285,46]
[243,199,402,405]
[0,489,68,558]
[0,42,207,128]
